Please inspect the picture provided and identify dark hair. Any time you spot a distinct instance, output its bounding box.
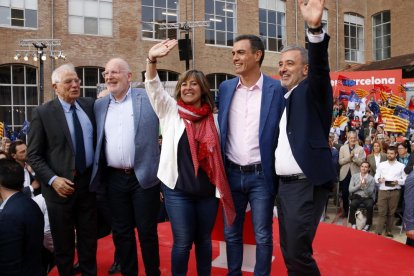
[175,69,214,110]
[387,146,397,154]
[234,34,265,66]
[361,161,370,168]
[9,140,25,155]
[0,159,24,191]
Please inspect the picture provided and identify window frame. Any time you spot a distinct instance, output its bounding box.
[259,0,286,52]
[68,0,113,36]
[141,0,179,40]
[0,1,38,29]
[205,0,237,47]
[372,10,391,61]
[344,12,365,63]
[75,66,105,98]
[0,64,39,132]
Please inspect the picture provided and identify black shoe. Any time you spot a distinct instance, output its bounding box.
[385,232,394,238]
[73,262,81,275]
[108,261,121,275]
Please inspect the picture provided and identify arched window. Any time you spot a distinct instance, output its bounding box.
[0,64,38,131]
[75,66,105,98]
[206,73,235,106]
[344,13,365,63]
[141,69,179,82]
[372,11,391,61]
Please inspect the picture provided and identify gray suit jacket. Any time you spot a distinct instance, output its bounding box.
[90,88,160,192]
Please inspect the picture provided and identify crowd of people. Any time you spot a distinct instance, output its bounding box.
[0,1,412,276]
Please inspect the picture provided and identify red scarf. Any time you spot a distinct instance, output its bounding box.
[177,100,235,226]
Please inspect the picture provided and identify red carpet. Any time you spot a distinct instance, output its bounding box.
[50,219,414,275]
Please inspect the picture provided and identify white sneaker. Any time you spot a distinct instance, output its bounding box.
[363,225,370,232]
[351,224,357,229]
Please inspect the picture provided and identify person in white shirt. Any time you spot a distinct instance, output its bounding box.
[374,146,406,237]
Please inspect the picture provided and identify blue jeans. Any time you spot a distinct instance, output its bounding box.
[224,167,275,276]
[163,185,219,276]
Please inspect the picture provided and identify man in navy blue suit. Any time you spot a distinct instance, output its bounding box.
[0,159,44,275]
[274,0,336,275]
[218,33,284,274]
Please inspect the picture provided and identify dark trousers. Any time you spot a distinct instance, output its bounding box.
[162,185,219,276]
[46,170,97,276]
[276,179,329,276]
[224,167,275,276]
[339,172,352,216]
[349,196,375,225]
[407,237,414,247]
[107,170,160,276]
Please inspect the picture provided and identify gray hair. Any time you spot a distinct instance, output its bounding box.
[281,45,308,65]
[51,63,76,84]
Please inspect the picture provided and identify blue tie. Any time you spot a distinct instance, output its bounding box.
[71,104,86,174]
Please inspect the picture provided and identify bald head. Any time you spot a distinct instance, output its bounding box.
[103,58,133,100]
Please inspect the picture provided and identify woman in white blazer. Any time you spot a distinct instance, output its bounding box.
[144,39,235,276]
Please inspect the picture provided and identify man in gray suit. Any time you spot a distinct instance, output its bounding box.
[90,58,161,276]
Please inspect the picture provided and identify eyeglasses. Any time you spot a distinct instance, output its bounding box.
[101,70,127,78]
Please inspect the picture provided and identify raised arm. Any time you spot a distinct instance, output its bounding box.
[146,39,178,80]
[299,0,325,28]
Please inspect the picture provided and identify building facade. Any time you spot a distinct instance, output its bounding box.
[0,0,413,130]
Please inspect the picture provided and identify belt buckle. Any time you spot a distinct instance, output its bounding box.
[124,168,133,174]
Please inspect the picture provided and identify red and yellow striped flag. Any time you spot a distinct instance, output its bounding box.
[355,88,369,99]
[333,116,348,128]
[388,94,406,108]
[380,106,393,116]
[0,122,3,138]
[380,91,389,103]
[398,84,407,99]
[383,115,409,133]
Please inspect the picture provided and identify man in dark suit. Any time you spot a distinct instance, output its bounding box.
[90,58,161,276]
[0,159,44,275]
[218,34,284,274]
[274,0,336,275]
[27,64,97,276]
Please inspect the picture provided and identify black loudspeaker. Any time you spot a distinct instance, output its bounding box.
[178,38,192,61]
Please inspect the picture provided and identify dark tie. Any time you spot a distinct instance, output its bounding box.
[71,104,86,174]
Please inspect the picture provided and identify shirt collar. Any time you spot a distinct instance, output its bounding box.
[236,73,264,91]
[58,97,79,112]
[284,84,299,99]
[109,86,132,103]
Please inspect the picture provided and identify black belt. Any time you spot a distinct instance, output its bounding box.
[108,166,134,175]
[227,160,262,173]
[280,173,307,182]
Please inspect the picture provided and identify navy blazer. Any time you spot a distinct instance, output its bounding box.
[284,34,336,186]
[0,192,44,275]
[218,74,285,195]
[90,88,160,192]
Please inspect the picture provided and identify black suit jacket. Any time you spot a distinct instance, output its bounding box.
[284,34,336,186]
[27,97,96,203]
[0,192,44,275]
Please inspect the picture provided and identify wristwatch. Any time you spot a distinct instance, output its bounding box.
[308,25,323,35]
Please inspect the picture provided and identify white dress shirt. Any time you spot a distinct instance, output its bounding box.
[275,30,325,176]
[104,88,135,169]
[374,160,406,190]
[226,74,263,165]
[275,86,303,175]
